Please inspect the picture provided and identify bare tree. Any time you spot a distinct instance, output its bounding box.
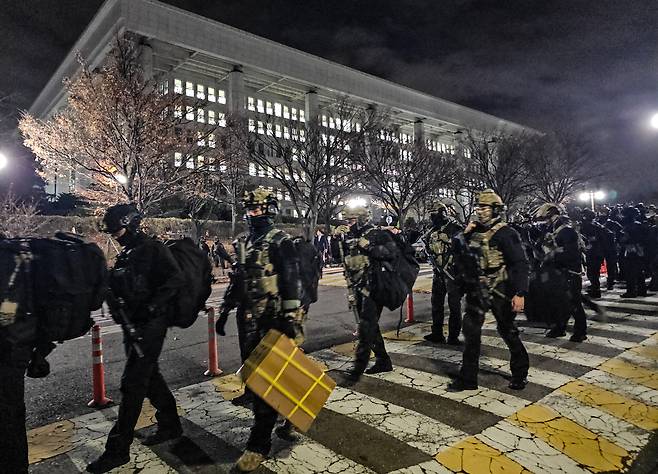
[525,132,601,204]
[20,36,224,213]
[458,130,535,213]
[0,188,41,238]
[355,110,458,230]
[232,98,362,237]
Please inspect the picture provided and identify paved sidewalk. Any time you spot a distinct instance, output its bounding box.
[28,286,658,473]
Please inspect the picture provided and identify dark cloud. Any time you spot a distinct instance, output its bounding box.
[2,0,658,198]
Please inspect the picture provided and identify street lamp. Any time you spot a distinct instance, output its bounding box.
[0,152,8,171]
[579,190,605,211]
[114,173,127,185]
[650,113,658,130]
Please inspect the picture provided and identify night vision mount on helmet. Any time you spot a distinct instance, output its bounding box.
[242,189,279,216]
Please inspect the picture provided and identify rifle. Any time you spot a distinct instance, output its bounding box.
[108,294,144,358]
[452,233,493,317]
[338,236,362,326]
[420,227,458,283]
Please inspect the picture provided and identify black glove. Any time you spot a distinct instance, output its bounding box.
[215,310,229,336]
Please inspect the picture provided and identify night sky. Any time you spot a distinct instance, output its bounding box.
[1,0,657,199]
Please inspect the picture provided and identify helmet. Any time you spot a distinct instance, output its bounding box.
[242,188,279,216]
[534,203,562,220]
[428,202,449,215]
[476,189,504,207]
[621,206,640,220]
[581,208,596,221]
[101,204,142,234]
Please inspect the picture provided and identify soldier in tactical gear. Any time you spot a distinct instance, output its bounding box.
[580,208,607,298]
[341,205,395,381]
[534,203,588,341]
[619,206,648,298]
[87,204,185,474]
[232,189,304,472]
[422,202,463,345]
[448,190,530,392]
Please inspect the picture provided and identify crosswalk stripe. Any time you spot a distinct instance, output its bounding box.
[508,404,632,473]
[539,390,651,453]
[598,358,658,390]
[587,310,658,330]
[558,379,658,431]
[581,369,658,407]
[619,348,658,370]
[327,386,469,456]
[435,436,533,474]
[382,340,574,389]
[479,334,607,368]
[475,419,591,474]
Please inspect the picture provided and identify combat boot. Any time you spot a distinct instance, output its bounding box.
[423,333,446,344]
[86,452,130,473]
[447,379,478,392]
[365,358,393,375]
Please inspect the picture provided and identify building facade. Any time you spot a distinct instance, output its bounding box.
[30,0,530,217]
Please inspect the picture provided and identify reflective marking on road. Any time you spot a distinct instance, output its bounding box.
[558,379,658,431]
[435,436,532,474]
[507,404,632,473]
[599,358,658,390]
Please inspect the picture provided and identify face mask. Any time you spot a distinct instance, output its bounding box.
[116,229,137,247]
[430,212,446,228]
[476,206,494,225]
[247,214,273,231]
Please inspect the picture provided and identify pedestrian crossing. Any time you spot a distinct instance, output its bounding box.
[28,293,658,473]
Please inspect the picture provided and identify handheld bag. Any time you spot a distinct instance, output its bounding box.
[165,237,212,328]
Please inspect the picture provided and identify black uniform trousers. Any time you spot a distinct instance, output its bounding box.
[623,255,646,296]
[0,363,28,473]
[551,273,587,337]
[353,293,390,374]
[605,256,618,288]
[105,316,181,455]
[460,287,529,386]
[585,252,604,292]
[431,271,462,339]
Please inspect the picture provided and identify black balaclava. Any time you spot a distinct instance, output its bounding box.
[116,228,140,248]
[247,212,274,238]
[430,211,447,229]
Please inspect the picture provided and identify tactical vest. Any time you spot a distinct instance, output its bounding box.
[543,223,586,256]
[468,222,507,288]
[238,228,288,317]
[428,224,453,268]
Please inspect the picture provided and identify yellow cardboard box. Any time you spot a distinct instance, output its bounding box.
[238,329,336,432]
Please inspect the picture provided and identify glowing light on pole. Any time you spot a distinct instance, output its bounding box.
[651,113,658,130]
[0,152,7,171]
[114,173,127,185]
[579,190,606,211]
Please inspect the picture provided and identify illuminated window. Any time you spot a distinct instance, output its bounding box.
[299,110,305,122]
[160,80,169,95]
[186,106,194,120]
[284,126,290,139]
[217,89,226,104]
[257,121,265,134]
[218,112,226,127]
[283,105,290,119]
[299,129,306,142]
[267,166,274,178]
[196,84,205,100]
[329,117,335,129]
[266,123,273,136]
[208,110,216,125]
[285,191,291,201]
[277,190,283,201]
[197,108,205,123]
[258,165,265,177]
[220,164,227,172]
[248,97,255,111]
[174,105,183,118]
[174,152,182,167]
[274,103,282,117]
[275,124,282,138]
[186,155,194,169]
[185,81,194,97]
[291,107,298,121]
[174,79,183,94]
[249,119,256,132]
[257,99,265,113]
[266,101,273,115]
[197,155,205,167]
[322,115,328,127]
[197,132,205,146]
[355,122,361,132]
[208,134,216,148]
[249,162,257,176]
[207,87,216,102]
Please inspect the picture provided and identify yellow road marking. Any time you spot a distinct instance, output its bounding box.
[599,358,658,390]
[135,400,186,430]
[212,373,246,401]
[559,380,658,431]
[630,344,658,361]
[508,404,631,472]
[436,436,531,474]
[28,420,75,464]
